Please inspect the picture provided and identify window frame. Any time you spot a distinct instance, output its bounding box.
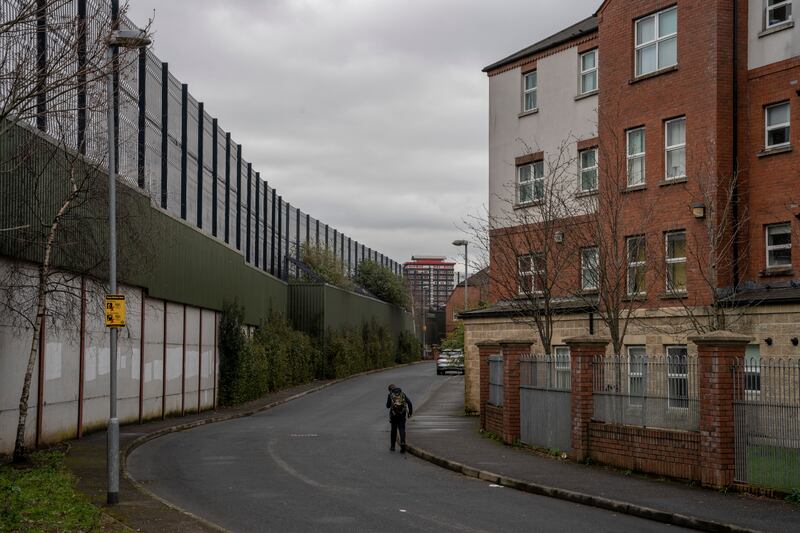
[665,230,687,294]
[579,147,599,192]
[579,49,598,95]
[517,253,544,295]
[581,246,599,291]
[626,235,647,296]
[765,101,791,149]
[634,6,678,77]
[516,160,545,205]
[744,344,761,397]
[627,345,646,407]
[666,345,689,410]
[522,70,538,112]
[627,127,646,187]
[765,223,792,269]
[554,346,571,390]
[664,117,686,180]
[766,0,793,29]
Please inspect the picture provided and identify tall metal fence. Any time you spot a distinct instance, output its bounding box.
[734,358,800,491]
[488,355,504,407]
[520,353,572,452]
[0,0,402,280]
[592,353,699,432]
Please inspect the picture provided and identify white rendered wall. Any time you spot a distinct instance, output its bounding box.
[0,257,219,455]
[748,0,800,70]
[488,45,598,227]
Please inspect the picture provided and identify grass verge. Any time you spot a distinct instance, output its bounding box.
[1,449,126,533]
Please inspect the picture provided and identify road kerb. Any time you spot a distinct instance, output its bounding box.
[405,443,761,533]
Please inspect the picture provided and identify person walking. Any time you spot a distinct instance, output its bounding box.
[386,383,413,453]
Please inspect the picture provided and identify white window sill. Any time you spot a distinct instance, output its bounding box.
[659,176,688,187]
[759,20,794,38]
[575,90,599,101]
[629,65,678,85]
[518,108,539,118]
[758,144,792,157]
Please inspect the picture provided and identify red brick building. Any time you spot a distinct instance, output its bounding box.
[463,0,800,413]
[444,268,490,334]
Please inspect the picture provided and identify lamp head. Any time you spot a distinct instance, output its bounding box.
[452,239,468,247]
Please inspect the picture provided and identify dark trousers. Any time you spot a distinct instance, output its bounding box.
[390,416,406,448]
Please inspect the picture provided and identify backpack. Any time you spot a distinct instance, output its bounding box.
[390,388,407,417]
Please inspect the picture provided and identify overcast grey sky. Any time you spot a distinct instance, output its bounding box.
[127,0,599,274]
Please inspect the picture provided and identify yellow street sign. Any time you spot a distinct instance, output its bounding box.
[105,294,126,328]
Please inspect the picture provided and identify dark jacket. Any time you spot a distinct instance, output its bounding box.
[386,388,413,418]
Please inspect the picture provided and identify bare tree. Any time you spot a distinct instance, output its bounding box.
[570,109,657,356]
[466,138,586,355]
[0,0,152,461]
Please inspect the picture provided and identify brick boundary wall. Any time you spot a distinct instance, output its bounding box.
[588,422,701,481]
[484,403,504,436]
[499,340,534,444]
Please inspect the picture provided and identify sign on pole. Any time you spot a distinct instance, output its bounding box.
[104,294,126,328]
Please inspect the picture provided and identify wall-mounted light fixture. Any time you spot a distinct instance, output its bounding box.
[692,203,706,219]
[765,337,773,346]
[792,337,799,346]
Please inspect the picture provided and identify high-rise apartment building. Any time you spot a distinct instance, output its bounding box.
[403,256,455,310]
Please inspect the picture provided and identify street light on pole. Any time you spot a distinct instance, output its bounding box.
[105,28,150,506]
[452,240,468,313]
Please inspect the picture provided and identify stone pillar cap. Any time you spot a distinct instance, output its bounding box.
[497,339,537,346]
[475,340,501,347]
[688,330,754,346]
[563,335,611,346]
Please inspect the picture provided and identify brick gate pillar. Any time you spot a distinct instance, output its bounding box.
[476,341,500,431]
[564,335,609,462]
[499,340,535,445]
[689,331,751,489]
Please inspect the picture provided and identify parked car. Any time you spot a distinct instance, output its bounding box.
[437,349,464,375]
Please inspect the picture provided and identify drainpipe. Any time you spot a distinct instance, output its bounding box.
[731,0,741,289]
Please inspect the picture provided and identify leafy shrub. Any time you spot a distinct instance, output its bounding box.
[299,243,353,290]
[217,300,248,406]
[397,330,421,364]
[441,322,464,351]
[353,260,410,309]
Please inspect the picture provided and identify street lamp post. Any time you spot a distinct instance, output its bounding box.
[105,28,150,506]
[452,240,469,312]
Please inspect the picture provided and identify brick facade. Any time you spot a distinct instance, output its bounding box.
[499,340,533,444]
[588,422,701,481]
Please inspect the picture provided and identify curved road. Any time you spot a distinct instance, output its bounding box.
[128,363,687,532]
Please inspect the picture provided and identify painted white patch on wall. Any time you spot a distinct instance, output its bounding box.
[152,359,162,382]
[144,361,152,382]
[166,346,182,380]
[98,346,110,375]
[45,341,63,380]
[86,346,97,381]
[132,347,140,380]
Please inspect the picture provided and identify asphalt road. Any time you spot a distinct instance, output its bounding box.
[127,362,689,532]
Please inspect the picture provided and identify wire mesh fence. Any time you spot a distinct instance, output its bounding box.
[0,1,403,281]
[592,352,699,431]
[733,357,800,491]
[488,355,504,407]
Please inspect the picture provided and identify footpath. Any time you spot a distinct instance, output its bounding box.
[407,376,800,533]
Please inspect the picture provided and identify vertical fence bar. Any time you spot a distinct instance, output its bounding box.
[137,48,146,188]
[254,174,260,268]
[262,182,268,270]
[224,133,230,242]
[277,196,282,279]
[245,162,251,261]
[270,188,276,275]
[284,202,290,280]
[235,144,242,250]
[160,62,168,209]
[196,102,204,227]
[180,83,187,219]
